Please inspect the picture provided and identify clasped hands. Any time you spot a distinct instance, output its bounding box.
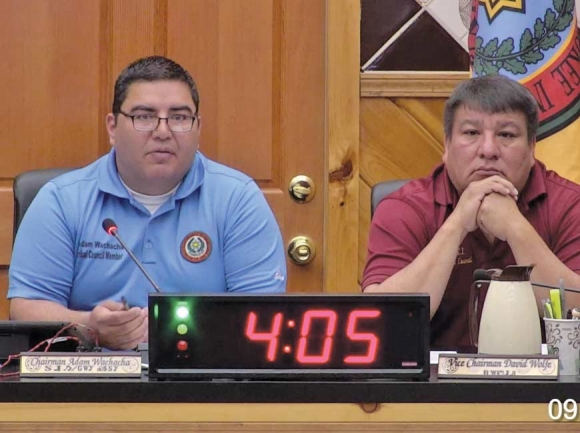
[86,300,148,350]
[452,175,522,243]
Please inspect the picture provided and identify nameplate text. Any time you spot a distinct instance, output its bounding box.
[437,353,559,380]
[20,352,142,378]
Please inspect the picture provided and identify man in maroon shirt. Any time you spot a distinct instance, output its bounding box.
[363,75,580,351]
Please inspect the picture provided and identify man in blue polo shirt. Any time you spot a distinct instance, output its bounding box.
[8,56,287,350]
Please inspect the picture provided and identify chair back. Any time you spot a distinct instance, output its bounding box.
[13,168,74,240]
[370,179,410,217]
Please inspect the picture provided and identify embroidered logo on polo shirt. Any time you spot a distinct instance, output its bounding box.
[181,232,212,263]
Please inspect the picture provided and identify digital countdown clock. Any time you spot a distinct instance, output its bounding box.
[148,294,430,380]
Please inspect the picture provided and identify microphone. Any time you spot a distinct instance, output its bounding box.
[473,268,580,294]
[102,218,162,293]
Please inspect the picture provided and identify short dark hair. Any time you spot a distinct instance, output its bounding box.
[112,56,200,115]
[444,75,538,143]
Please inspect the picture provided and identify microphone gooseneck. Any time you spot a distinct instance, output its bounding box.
[101,218,163,293]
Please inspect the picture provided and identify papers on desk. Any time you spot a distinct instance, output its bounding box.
[430,351,456,364]
[430,344,548,364]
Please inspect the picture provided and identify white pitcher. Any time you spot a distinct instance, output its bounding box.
[469,265,542,355]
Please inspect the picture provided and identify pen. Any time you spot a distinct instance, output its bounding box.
[542,299,553,319]
[121,296,130,311]
[559,278,566,320]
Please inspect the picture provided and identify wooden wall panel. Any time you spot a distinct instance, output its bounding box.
[0,183,13,266]
[110,0,156,69]
[167,0,276,183]
[0,0,102,175]
[326,0,361,293]
[361,72,467,98]
[0,0,108,318]
[108,0,165,92]
[215,1,275,181]
[1,0,334,298]
[167,0,219,162]
[102,0,162,153]
[0,269,7,319]
[358,97,447,284]
[360,98,444,188]
[1,208,11,319]
[395,98,447,146]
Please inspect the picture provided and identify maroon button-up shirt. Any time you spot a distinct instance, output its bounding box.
[363,161,580,351]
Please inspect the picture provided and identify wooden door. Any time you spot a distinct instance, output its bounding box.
[167,0,326,292]
[0,0,332,318]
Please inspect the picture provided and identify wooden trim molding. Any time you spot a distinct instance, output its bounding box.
[0,182,13,266]
[325,0,360,293]
[360,71,470,98]
[0,403,565,423]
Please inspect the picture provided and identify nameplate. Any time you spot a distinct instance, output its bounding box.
[20,352,142,378]
[437,353,559,380]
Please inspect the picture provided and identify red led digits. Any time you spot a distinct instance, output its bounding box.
[296,310,337,363]
[245,308,382,366]
[344,310,381,364]
[245,312,282,361]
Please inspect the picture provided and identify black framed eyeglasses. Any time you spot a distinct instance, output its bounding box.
[118,110,197,132]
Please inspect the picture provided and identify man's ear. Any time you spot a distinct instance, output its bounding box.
[442,136,450,164]
[529,138,536,166]
[196,116,202,149]
[106,113,117,146]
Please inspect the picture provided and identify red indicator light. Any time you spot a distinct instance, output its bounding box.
[287,320,295,328]
[296,310,337,364]
[344,310,381,364]
[283,345,291,353]
[177,340,188,351]
[245,312,283,361]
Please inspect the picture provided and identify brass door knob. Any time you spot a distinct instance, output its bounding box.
[287,236,316,265]
[288,175,315,203]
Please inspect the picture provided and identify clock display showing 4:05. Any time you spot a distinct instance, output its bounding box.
[149,294,430,373]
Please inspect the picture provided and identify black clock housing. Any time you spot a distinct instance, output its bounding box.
[148,293,430,380]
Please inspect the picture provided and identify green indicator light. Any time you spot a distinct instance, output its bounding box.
[153,303,159,320]
[177,324,188,335]
[176,305,189,319]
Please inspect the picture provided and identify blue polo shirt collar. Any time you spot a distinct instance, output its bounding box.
[97,148,206,201]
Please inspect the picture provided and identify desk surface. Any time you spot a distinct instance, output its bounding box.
[3,366,580,431]
[1,365,579,403]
